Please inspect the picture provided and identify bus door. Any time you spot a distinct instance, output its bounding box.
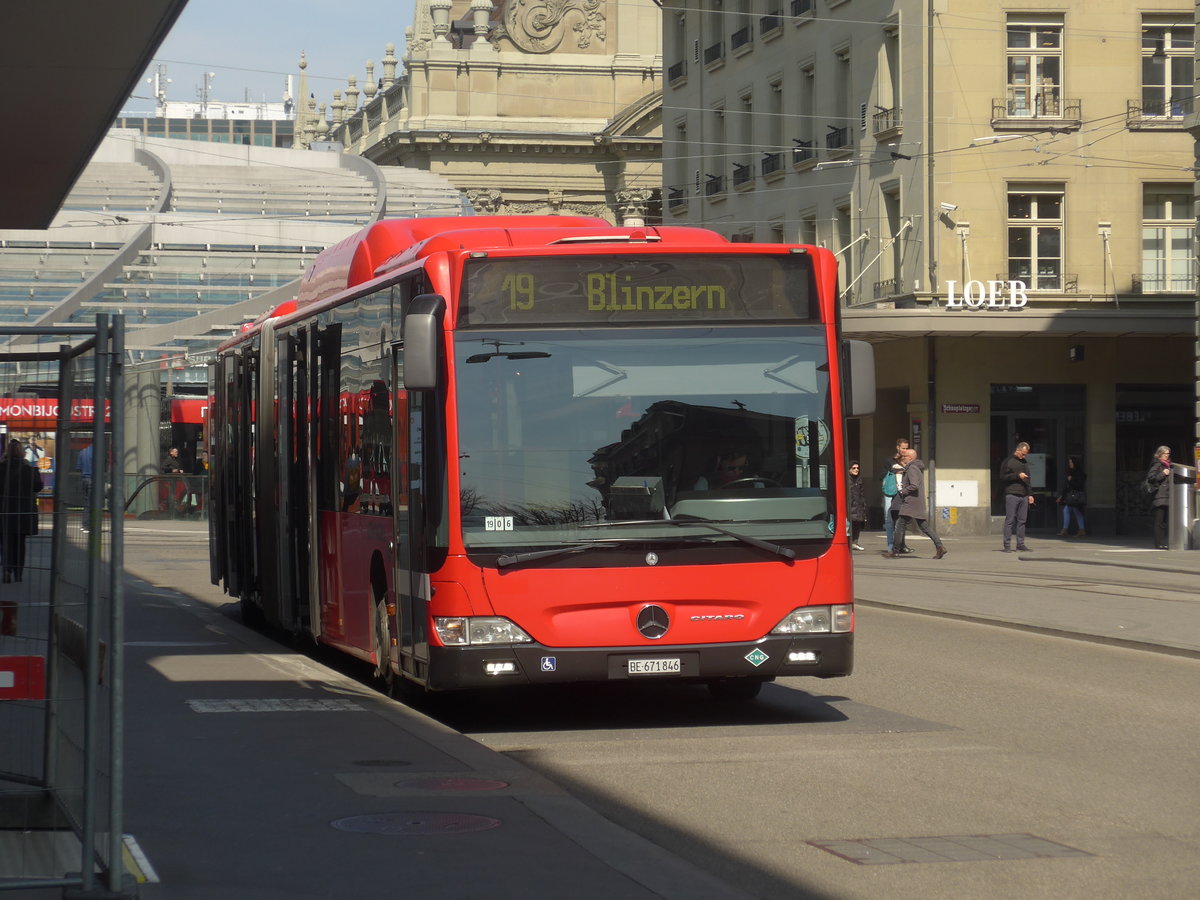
[303,327,322,638]
[315,323,344,642]
[274,328,308,633]
[219,346,256,597]
[255,320,283,627]
[391,347,431,679]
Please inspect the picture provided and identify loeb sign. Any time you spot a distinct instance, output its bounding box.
[945,280,1028,310]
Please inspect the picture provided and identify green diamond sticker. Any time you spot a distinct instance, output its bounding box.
[745,648,769,667]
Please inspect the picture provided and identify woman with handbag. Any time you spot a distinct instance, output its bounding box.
[1056,455,1087,537]
[0,438,44,583]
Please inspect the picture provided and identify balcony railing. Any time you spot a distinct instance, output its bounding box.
[792,139,816,165]
[1132,272,1197,294]
[732,161,754,189]
[998,271,1078,292]
[703,42,724,66]
[1127,97,1194,128]
[991,95,1081,128]
[825,125,850,150]
[872,106,902,135]
[760,11,782,35]
[667,60,686,84]
[704,173,725,197]
[790,0,814,17]
[731,26,752,52]
[873,278,903,299]
[761,151,784,177]
[667,186,688,212]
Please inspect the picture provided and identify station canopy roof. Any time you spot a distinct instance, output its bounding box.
[0,1,188,229]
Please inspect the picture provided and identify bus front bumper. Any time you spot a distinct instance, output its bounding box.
[425,633,852,691]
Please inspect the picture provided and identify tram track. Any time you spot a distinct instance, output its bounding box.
[858,562,1199,604]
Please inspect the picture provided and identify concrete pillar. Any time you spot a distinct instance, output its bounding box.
[123,369,161,518]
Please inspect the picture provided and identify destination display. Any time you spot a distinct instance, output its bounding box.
[459,254,816,326]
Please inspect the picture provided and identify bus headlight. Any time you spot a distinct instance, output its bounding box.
[770,605,853,635]
[433,616,533,646]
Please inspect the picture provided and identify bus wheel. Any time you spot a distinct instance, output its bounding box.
[239,594,263,629]
[373,596,394,691]
[707,678,765,701]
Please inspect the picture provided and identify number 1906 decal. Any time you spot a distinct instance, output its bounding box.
[485,516,514,531]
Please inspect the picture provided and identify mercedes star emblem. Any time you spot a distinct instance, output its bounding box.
[637,604,670,639]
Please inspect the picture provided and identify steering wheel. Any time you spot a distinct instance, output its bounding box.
[719,476,781,489]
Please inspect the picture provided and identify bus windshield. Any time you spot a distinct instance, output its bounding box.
[454,326,835,554]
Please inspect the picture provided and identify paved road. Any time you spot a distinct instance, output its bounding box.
[849,531,1200,657]
[460,606,1200,899]
[25,520,1197,898]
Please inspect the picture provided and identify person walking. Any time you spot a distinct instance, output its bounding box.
[881,437,910,554]
[76,442,94,532]
[848,461,866,550]
[1145,446,1172,549]
[1056,455,1086,537]
[162,446,188,514]
[0,438,44,583]
[881,448,947,559]
[999,441,1034,552]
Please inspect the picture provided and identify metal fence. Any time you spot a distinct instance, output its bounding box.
[0,316,127,896]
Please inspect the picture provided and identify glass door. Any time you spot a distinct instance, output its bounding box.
[990,384,1085,530]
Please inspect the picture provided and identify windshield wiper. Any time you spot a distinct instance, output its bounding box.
[670,514,796,560]
[496,540,622,568]
[582,517,796,560]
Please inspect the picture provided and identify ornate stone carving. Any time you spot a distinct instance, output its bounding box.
[501,0,606,54]
[506,201,545,214]
[615,188,652,226]
[467,188,504,213]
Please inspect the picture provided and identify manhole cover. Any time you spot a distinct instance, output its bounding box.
[332,812,502,835]
[395,777,509,792]
[809,833,1091,865]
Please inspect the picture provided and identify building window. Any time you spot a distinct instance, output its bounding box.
[1007,186,1063,290]
[706,107,726,198]
[1141,18,1194,117]
[879,186,902,296]
[798,212,817,247]
[763,79,784,177]
[835,204,854,303]
[1141,186,1195,292]
[875,18,902,137]
[733,93,754,188]
[794,64,816,165]
[1006,21,1062,117]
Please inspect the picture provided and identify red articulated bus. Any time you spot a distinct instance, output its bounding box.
[209,216,874,700]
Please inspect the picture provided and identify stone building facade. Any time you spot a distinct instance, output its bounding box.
[323,0,663,224]
[663,0,1197,538]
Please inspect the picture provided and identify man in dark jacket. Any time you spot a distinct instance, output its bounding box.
[881,448,947,559]
[1000,441,1034,552]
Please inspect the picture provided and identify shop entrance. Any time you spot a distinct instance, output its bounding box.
[1114,384,1192,536]
[990,384,1085,531]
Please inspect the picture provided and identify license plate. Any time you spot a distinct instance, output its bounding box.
[627,658,682,675]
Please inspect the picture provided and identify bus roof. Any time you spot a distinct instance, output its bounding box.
[294,216,733,309]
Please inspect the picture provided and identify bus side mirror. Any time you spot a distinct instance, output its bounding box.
[403,294,447,390]
[843,339,875,417]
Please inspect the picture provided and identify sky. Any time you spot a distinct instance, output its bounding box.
[125,0,417,114]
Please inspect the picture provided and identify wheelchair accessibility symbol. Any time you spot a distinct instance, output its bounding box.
[540,657,557,672]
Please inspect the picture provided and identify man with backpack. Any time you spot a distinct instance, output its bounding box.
[881,437,911,553]
[881,447,948,559]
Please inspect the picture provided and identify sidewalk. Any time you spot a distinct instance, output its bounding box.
[115,520,754,900]
[851,530,1200,658]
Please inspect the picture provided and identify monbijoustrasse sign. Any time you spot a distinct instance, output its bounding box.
[945,280,1028,310]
